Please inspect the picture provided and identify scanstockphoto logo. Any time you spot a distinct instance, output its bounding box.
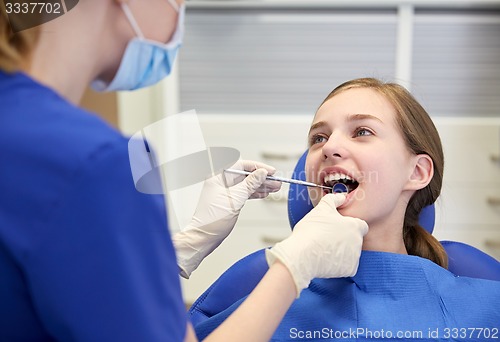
[2,0,79,33]
[128,110,241,232]
[126,111,382,231]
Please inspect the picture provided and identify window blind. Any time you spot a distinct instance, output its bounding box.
[179,7,500,118]
[412,9,500,117]
[179,9,398,114]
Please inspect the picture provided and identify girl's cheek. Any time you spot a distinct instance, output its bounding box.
[307,187,322,207]
[305,154,321,183]
[305,163,315,183]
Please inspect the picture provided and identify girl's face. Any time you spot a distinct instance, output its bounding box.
[306,87,420,229]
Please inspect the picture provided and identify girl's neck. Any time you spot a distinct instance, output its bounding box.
[362,218,408,255]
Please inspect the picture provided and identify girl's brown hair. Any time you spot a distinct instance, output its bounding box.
[0,6,39,72]
[320,78,448,268]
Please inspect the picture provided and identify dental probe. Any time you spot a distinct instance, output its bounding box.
[224,169,349,193]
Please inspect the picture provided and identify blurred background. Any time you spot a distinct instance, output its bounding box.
[81,0,500,306]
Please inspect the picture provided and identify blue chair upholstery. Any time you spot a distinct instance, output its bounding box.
[189,150,500,326]
[189,249,267,327]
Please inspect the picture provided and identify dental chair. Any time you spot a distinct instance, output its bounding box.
[189,151,500,327]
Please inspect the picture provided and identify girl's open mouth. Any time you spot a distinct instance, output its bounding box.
[322,173,359,194]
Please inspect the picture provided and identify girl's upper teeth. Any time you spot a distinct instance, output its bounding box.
[324,173,352,183]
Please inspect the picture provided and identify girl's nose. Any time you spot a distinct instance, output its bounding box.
[322,133,349,160]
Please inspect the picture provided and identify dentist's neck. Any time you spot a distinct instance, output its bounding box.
[28,28,96,104]
[25,1,128,105]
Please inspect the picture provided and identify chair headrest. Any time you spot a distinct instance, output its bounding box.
[287,150,435,233]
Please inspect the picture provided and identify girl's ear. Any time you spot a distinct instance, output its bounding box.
[405,154,433,191]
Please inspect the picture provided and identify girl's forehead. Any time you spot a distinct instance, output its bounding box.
[314,88,397,124]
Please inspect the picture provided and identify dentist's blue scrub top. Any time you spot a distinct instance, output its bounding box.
[0,71,186,341]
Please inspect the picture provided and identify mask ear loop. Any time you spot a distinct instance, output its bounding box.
[165,0,180,12]
[120,3,145,39]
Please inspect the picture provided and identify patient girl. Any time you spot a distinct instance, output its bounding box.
[305,77,446,266]
[193,78,500,340]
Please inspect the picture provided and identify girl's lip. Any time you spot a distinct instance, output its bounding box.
[322,186,358,209]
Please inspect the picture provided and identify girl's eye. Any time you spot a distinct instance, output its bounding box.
[309,134,328,146]
[354,127,373,137]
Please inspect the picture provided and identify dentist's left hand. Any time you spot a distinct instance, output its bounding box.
[172,160,281,278]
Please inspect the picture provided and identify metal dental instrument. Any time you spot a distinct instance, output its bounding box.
[224,168,348,193]
[333,182,348,194]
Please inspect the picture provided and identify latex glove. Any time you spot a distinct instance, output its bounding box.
[266,193,368,297]
[173,160,281,278]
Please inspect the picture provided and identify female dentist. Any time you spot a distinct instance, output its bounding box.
[0,1,368,341]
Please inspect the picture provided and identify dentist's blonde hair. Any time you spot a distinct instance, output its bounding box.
[319,77,448,268]
[0,7,39,72]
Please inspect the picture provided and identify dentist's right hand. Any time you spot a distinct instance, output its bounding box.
[266,193,369,297]
[173,160,281,279]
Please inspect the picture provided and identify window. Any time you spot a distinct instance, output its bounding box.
[178,3,500,118]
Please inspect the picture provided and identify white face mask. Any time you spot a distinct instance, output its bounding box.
[92,0,185,92]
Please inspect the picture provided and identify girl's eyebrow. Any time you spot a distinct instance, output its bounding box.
[308,121,329,135]
[308,114,383,135]
[347,113,384,124]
